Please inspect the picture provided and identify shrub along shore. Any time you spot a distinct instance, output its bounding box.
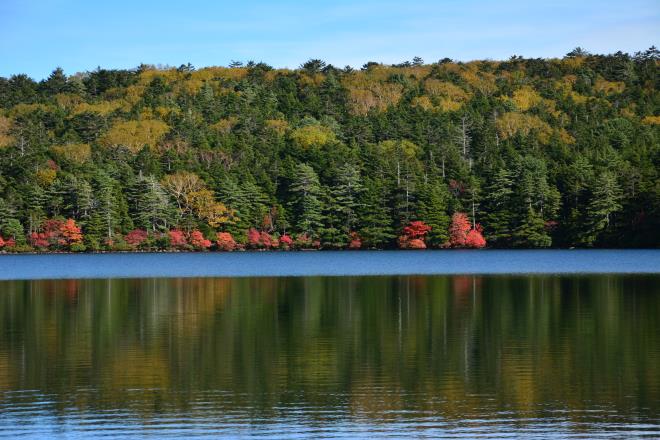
[0,213,484,252]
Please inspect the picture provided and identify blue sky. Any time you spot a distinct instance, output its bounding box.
[1,0,658,79]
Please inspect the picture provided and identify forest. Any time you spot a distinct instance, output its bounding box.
[0,47,658,252]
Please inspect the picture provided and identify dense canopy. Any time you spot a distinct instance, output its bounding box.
[0,48,658,251]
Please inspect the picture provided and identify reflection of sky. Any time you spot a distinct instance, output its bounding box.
[1,0,658,79]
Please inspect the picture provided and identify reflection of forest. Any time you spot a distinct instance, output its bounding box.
[0,275,658,423]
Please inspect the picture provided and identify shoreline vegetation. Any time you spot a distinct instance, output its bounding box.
[0,48,658,253]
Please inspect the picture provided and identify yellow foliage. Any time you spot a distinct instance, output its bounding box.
[619,106,636,118]
[100,119,169,153]
[562,57,586,69]
[265,119,289,135]
[138,68,180,85]
[174,78,204,96]
[153,106,173,119]
[36,168,57,186]
[461,70,498,96]
[211,117,239,135]
[191,189,232,228]
[422,79,470,112]
[539,98,563,119]
[50,143,91,164]
[191,67,248,82]
[411,96,434,111]
[123,85,145,106]
[496,112,553,143]
[343,72,404,115]
[642,115,660,125]
[0,116,14,148]
[557,128,576,144]
[162,171,233,227]
[594,78,625,95]
[378,139,420,160]
[569,91,588,104]
[72,100,123,115]
[424,79,469,101]
[290,124,336,148]
[437,98,464,112]
[298,72,325,87]
[511,86,542,111]
[55,93,84,110]
[8,103,50,117]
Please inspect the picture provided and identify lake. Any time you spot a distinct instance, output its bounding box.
[0,251,658,438]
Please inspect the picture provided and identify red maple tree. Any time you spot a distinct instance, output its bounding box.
[125,229,148,248]
[216,232,236,251]
[449,212,487,248]
[279,234,293,250]
[190,230,212,249]
[399,221,431,249]
[168,229,187,248]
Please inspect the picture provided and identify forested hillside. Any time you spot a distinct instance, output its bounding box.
[0,48,658,251]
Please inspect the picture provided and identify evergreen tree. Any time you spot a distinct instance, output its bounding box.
[513,208,551,247]
[582,171,623,246]
[482,168,515,247]
[290,163,324,238]
[358,178,395,247]
[417,180,450,247]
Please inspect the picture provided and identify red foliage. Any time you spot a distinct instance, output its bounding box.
[403,221,432,239]
[125,229,148,248]
[398,221,431,249]
[216,232,236,251]
[0,236,15,248]
[260,231,277,249]
[190,230,212,249]
[247,228,261,248]
[168,229,187,248]
[348,232,362,249]
[406,238,427,249]
[449,212,471,247]
[465,229,486,248]
[29,218,83,249]
[295,233,315,249]
[448,212,487,249]
[279,234,293,249]
[30,232,50,249]
[61,219,83,244]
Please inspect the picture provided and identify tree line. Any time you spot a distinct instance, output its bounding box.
[0,47,658,251]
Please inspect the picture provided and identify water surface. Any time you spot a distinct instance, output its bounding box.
[1,249,659,280]
[0,273,658,438]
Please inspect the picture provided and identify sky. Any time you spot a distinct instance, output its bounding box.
[0,0,658,79]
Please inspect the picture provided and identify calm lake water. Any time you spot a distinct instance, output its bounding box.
[0,252,659,438]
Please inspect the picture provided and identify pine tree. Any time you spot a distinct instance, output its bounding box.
[290,163,325,238]
[482,168,515,247]
[513,208,551,247]
[358,178,395,248]
[582,171,623,246]
[93,171,121,239]
[132,174,173,232]
[417,180,450,247]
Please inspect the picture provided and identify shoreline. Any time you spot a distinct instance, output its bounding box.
[1,249,659,280]
[1,246,658,256]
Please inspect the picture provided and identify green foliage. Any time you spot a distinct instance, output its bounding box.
[0,49,658,250]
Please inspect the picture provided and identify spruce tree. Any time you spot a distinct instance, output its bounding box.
[290,163,325,238]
